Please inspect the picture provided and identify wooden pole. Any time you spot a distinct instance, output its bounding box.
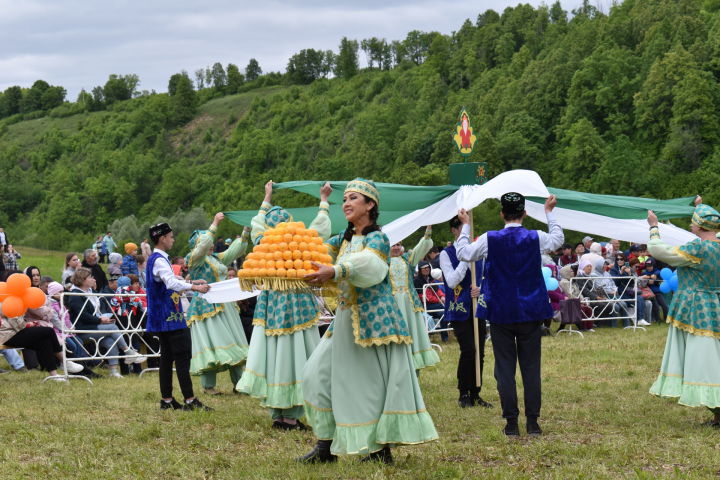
[469,210,481,388]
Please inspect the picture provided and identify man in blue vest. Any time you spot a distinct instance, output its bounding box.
[439,216,493,409]
[456,192,562,437]
[146,222,212,411]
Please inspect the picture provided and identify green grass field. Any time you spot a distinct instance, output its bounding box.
[3,248,719,478]
[7,245,68,279]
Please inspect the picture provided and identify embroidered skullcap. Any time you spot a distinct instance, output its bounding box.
[345,178,379,205]
[500,192,525,215]
[188,230,208,248]
[691,204,720,232]
[149,223,172,242]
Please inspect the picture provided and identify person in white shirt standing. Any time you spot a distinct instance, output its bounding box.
[455,192,563,437]
[145,222,212,411]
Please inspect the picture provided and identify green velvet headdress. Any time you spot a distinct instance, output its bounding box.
[691,204,720,232]
[344,178,379,205]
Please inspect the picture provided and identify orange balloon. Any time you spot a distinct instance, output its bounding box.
[6,273,30,296]
[2,295,27,318]
[23,287,46,309]
[0,282,8,302]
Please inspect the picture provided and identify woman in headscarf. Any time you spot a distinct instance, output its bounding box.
[236,181,332,430]
[186,213,250,395]
[389,226,440,373]
[648,197,720,427]
[300,179,438,465]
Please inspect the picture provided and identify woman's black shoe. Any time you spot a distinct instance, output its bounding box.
[296,440,337,463]
[360,446,393,464]
[458,393,475,408]
[504,420,520,437]
[273,420,309,431]
[526,419,543,436]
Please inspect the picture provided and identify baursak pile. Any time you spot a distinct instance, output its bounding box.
[238,221,333,290]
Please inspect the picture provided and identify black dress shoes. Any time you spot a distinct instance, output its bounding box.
[527,419,543,436]
[503,420,520,437]
[296,440,338,463]
[159,398,183,410]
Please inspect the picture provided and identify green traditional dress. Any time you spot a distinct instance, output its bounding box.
[187,227,250,389]
[648,227,720,409]
[236,200,330,420]
[390,233,440,371]
[303,230,438,455]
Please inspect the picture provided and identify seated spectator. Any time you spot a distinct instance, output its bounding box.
[0,347,27,372]
[425,246,441,269]
[66,267,146,378]
[128,274,147,309]
[640,258,668,322]
[82,249,109,291]
[24,265,41,288]
[46,281,101,377]
[62,252,81,288]
[557,243,577,267]
[577,258,617,326]
[122,243,139,276]
[113,275,145,375]
[414,260,446,341]
[0,279,84,380]
[108,253,123,276]
[3,245,21,271]
[226,267,237,279]
[135,255,147,287]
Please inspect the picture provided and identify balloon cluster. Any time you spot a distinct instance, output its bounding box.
[542,266,559,291]
[659,267,678,294]
[0,273,47,318]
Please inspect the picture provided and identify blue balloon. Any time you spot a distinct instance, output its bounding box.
[660,268,673,281]
[669,275,679,291]
[659,282,671,294]
[541,267,552,279]
[545,277,559,291]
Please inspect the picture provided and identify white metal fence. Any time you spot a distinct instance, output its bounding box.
[55,291,161,383]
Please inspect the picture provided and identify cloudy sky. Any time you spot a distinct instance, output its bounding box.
[0,0,605,100]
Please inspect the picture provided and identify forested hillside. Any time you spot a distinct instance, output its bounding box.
[2,0,720,251]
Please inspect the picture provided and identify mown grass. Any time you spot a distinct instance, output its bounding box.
[1,323,719,479]
[8,245,68,279]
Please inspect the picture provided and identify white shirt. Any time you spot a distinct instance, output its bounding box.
[455,212,564,262]
[0,231,6,245]
[151,248,193,292]
[439,249,471,289]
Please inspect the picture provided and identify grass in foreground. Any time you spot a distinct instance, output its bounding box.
[1,324,718,479]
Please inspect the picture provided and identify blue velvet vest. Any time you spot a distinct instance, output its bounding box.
[146,252,186,332]
[485,227,552,324]
[442,246,487,322]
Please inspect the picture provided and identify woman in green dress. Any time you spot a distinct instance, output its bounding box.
[300,178,438,465]
[236,181,332,430]
[390,226,441,372]
[187,212,250,395]
[647,197,720,427]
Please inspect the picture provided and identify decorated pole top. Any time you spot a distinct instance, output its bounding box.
[449,107,487,186]
[453,108,477,159]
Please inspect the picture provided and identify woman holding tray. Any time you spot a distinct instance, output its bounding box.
[236,180,332,430]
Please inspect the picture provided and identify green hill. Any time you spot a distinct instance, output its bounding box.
[3,0,720,252]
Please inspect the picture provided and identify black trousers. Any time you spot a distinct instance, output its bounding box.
[490,320,543,420]
[451,317,487,395]
[157,328,194,400]
[5,327,61,371]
